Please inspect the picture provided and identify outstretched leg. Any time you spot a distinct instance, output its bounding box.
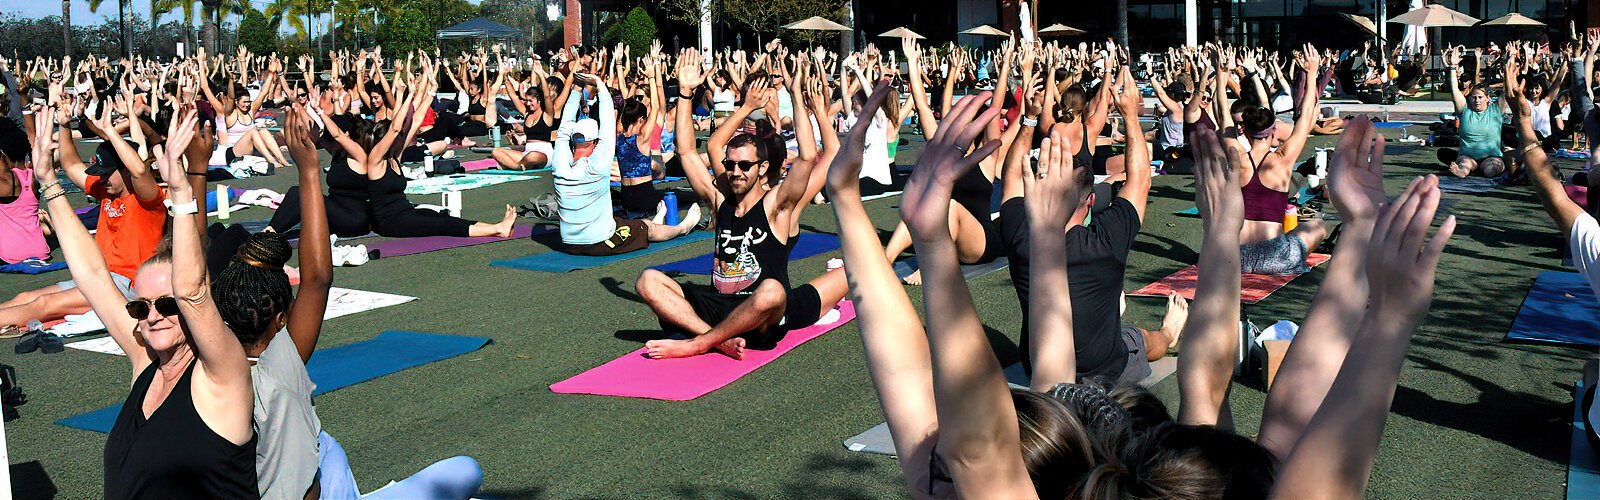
[0,286,90,327]
[643,204,701,242]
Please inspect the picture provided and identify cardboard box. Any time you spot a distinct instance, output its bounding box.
[1257,339,1292,390]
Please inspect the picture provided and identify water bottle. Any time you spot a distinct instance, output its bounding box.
[26,320,42,334]
[662,191,680,226]
[491,126,502,148]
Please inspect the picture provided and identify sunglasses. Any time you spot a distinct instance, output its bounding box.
[126,296,181,319]
[722,160,761,172]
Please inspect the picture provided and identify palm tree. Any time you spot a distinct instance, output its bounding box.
[155,0,198,54]
[61,0,73,56]
[264,0,309,42]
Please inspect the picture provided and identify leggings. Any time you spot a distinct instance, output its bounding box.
[370,195,474,238]
[617,181,660,213]
[205,223,252,273]
[267,186,375,238]
[1573,59,1599,154]
[317,431,482,500]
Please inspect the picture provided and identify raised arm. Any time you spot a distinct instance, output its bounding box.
[673,49,718,206]
[82,100,161,202]
[1447,47,1467,111]
[1256,116,1387,459]
[1024,127,1083,391]
[159,108,255,444]
[902,93,1034,498]
[903,38,939,141]
[1177,126,1246,428]
[1272,176,1452,499]
[1113,65,1152,220]
[823,78,939,497]
[32,105,152,376]
[281,104,331,363]
[1274,45,1322,163]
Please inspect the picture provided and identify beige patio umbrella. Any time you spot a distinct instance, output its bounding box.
[1338,13,1378,36]
[1037,23,1084,37]
[1387,4,1479,27]
[782,16,852,31]
[1479,13,1545,26]
[959,25,1010,37]
[879,27,924,40]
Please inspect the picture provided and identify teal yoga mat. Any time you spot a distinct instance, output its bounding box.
[55,331,491,433]
[490,231,713,273]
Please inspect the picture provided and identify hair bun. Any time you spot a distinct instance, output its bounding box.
[237,231,292,270]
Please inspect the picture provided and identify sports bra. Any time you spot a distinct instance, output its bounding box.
[1241,153,1288,223]
[524,113,556,143]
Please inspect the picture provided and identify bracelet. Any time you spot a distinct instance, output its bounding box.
[41,188,68,203]
[164,198,199,215]
[1020,116,1039,127]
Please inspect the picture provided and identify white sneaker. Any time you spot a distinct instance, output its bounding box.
[331,246,351,267]
[346,245,370,266]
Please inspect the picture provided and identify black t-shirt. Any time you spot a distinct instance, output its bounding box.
[1000,196,1141,381]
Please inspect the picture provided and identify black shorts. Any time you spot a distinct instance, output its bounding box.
[666,282,823,349]
[616,181,660,213]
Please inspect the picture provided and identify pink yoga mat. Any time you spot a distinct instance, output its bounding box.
[462,158,498,172]
[1569,185,1588,209]
[550,300,857,401]
[364,225,546,258]
[1131,254,1331,304]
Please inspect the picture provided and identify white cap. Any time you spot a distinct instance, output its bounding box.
[572,118,600,143]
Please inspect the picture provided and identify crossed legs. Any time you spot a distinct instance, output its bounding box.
[636,268,849,360]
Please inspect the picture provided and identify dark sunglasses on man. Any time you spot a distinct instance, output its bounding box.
[126,296,181,319]
[722,159,761,172]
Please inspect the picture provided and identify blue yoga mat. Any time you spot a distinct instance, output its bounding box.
[652,233,839,275]
[1505,271,1600,347]
[1372,121,1418,129]
[610,176,686,187]
[56,331,491,433]
[0,260,67,274]
[1571,379,1600,500]
[491,231,713,273]
[893,257,1011,281]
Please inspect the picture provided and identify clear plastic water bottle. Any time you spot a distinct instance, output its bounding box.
[26,320,43,334]
[663,191,680,226]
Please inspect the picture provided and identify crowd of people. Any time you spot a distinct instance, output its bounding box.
[0,23,1596,497]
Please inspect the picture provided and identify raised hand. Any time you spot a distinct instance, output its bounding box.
[900,92,1004,238]
[1327,116,1387,223]
[284,104,320,170]
[1191,126,1244,232]
[157,109,199,192]
[1023,125,1086,232]
[30,106,56,182]
[677,49,704,90]
[1366,175,1455,324]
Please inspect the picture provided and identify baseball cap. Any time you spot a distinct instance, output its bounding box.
[572,118,600,144]
[84,141,123,177]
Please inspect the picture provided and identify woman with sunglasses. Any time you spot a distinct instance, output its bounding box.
[36,103,258,499]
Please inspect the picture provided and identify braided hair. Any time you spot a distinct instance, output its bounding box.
[212,231,294,347]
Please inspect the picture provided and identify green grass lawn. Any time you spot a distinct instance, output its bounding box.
[3,131,1592,498]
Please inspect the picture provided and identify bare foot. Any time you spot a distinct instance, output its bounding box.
[714,337,745,360]
[644,338,707,359]
[494,205,516,238]
[902,269,923,286]
[652,200,668,225]
[1162,292,1190,345]
[1448,163,1472,178]
[677,203,702,233]
[459,138,477,148]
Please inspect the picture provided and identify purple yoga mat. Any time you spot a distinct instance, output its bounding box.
[363,225,550,258]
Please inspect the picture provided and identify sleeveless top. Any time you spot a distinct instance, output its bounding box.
[1241,154,1288,223]
[105,361,258,500]
[617,134,653,179]
[1073,121,1094,170]
[951,164,995,229]
[713,197,793,294]
[368,163,408,199]
[524,114,556,144]
[328,158,369,200]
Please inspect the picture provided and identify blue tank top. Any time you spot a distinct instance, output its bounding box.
[617,134,652,179]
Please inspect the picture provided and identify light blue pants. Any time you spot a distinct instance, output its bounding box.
[318,431,483,500]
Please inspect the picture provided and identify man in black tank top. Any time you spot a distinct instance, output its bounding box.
[633,53,850,360]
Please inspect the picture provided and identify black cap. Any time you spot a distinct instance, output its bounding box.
[84,141,123,178]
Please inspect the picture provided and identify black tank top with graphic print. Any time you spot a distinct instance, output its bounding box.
[712,197,792,294]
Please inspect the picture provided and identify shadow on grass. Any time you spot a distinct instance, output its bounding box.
[10,461,56,500]
[1390,354,1570,463]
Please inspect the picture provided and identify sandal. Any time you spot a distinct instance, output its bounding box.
[0,325,23,340]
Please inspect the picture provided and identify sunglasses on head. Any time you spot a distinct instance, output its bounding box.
[722,159,761,172]
[126,296,180,319]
